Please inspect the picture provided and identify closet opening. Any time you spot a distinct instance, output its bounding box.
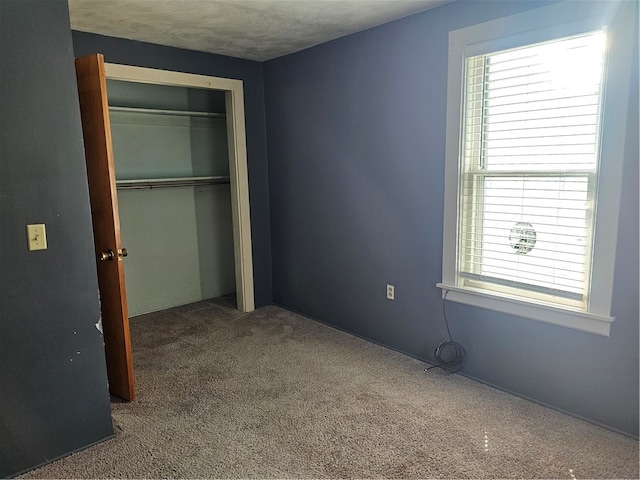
[105,63,254,315]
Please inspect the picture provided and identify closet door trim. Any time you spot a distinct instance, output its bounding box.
[104,62,255,312]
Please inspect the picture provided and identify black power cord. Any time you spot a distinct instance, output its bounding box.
[425,290,466,374]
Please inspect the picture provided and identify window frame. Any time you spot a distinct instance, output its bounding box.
[438,1,635,336]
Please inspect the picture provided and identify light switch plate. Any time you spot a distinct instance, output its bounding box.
[27,224,47,251]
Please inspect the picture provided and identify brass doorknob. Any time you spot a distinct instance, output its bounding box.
[99,249,115,261]
[99,248,128,261]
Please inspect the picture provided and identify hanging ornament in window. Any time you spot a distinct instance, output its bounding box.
[509,222,537,254]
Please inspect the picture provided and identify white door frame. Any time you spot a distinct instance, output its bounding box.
[104,63,255,312]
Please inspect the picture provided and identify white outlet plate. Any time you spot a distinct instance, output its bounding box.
[386,284,395,300]
[27,224,47,251]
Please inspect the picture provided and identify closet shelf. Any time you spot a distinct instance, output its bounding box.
[109,106,226,119]
[116,175,230,190]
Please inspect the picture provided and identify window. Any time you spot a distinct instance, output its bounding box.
[439,1,635,336]
[460,32,605,309]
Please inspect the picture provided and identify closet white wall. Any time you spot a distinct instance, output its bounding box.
[108,80,236,316]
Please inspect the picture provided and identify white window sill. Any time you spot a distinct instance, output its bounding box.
[436,283,614,336]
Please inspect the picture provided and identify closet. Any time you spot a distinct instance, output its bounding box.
[102,64,254,317]
[106,80,231,316]
[76,56,253,400]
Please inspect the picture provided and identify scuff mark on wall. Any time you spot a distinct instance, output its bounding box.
[95,317,103,334]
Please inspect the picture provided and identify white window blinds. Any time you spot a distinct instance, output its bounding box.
[458,31,606,307]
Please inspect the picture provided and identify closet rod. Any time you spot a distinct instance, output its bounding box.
[109,106,226,118]
[116,176,230,190]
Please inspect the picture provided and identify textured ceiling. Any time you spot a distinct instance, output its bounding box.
[68,0,450,61]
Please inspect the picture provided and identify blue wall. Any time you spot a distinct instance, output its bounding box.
[264,0,639,436]
[72,32,274,308]
[0,1,114,476]
[2,1,637,475]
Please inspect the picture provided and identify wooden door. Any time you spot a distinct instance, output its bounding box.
[75,54,135,401]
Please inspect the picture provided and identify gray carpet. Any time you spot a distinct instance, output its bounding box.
[23,296,639,479]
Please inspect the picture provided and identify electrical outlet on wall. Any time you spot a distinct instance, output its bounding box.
[386,284,395,300]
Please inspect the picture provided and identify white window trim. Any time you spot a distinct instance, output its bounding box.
[439,1,635,336]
